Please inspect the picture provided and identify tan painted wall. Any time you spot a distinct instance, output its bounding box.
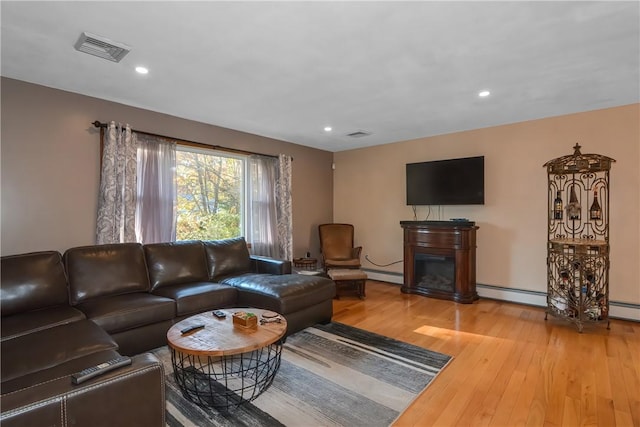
[0,78,333,258]
[334,104,640,305]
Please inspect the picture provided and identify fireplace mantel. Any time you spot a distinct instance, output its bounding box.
[400,221,479,303]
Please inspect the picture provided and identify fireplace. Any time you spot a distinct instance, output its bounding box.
[400,221,479,303]
[414,253,455,292]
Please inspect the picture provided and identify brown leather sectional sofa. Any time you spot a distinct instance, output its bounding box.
[0,237,335,426]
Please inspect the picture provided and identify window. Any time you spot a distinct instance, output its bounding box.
[99,124,289,256]
[175,146,246,241]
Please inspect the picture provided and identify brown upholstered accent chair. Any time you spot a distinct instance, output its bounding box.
[318,223,362,271]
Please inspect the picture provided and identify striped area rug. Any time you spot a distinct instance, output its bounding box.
[152,322,452,427]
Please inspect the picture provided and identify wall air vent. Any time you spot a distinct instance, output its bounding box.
[346,130,372,138]
[74,32,131,63]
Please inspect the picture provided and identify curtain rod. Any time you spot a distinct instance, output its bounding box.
[92,121,279,159]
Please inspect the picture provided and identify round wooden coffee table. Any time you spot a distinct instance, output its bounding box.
[167,308,287,411]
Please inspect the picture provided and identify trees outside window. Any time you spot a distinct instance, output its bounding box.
[175,147,245,240]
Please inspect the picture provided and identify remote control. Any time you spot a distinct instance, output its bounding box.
[71,356,132,385]
[180,324,205,334]
[212,310,227,318]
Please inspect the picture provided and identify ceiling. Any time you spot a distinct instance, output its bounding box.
[2,1,638,152]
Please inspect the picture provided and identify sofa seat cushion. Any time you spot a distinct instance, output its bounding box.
[324,258,361,268]
[151,282,238,316]
[76,293,175,334]
[0,320,118,384]
[1,306,86,342]
[220,273,336,314]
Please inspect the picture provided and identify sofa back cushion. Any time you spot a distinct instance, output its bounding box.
[143,240,208,290]
[1,251,68,316]
[64,243,150,305]
[203,237,252,281]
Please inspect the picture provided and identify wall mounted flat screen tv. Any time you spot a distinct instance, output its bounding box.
[406,156,485,205]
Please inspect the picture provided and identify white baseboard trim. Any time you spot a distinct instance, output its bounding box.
[608,302,640,322]
[360,268,640,322]
[362,269,403,285]
[476,283,547,307]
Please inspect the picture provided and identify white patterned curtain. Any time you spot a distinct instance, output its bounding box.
[135,133,177,244]
[247,155,279,257]
[96,122,138,244]
[276,154,293,260]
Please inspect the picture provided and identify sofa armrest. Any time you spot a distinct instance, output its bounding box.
[0,353,165,427]
[250,256,292,275]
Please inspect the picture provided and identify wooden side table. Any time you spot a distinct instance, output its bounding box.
[293,257,318,271]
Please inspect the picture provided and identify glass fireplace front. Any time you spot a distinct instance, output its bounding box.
[413,253,455,292]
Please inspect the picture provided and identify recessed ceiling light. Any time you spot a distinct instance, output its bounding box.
[478,90,490,97]
[324,126,332,132]
[135,66,149,74]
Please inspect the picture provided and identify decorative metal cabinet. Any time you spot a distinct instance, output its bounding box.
[543,144,615,332]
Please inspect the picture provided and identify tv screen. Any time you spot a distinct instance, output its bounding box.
[406,156,484,205]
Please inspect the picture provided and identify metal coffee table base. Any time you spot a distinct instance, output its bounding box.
[170,342,283,411]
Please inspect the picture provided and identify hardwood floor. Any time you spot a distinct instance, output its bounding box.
[331,280,640,427]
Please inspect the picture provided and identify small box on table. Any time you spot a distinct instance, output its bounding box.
[232,311,258,328]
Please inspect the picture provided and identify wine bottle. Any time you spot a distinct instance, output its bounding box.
[567,184,580,220]
[553,190,563,220]
[589,190,602,220]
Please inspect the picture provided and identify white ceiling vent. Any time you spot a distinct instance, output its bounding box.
[346,130,372,138]
[74,32,131,63]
